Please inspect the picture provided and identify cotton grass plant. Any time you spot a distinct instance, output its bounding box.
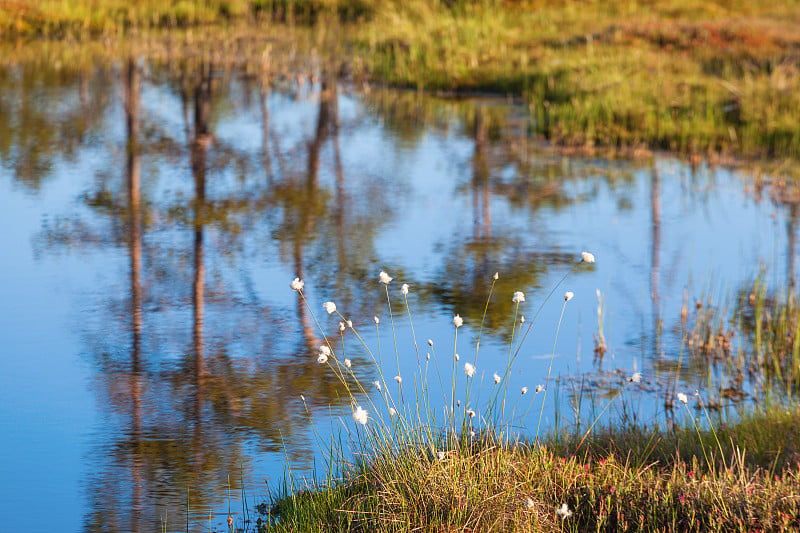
[269,252,800,532]
[272,252,602,524]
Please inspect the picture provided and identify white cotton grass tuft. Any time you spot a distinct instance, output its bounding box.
[493,272,499,280]
[556,503,573,520]
[379,271,393,284]
[319,345,331,356]
[389,407,397,416]
[535,384,544,393]
[437,451,446,461]
[394,375,402,384]
[290,277,304,291]
[493,373,502,384]
[344,358,351,369]
[512,291,525,303]
[628,372,642,383]
[317,353,328,364]
[426,352,431,361]
[346,319,353,329]
[427,339,433,347]
[521,387,528,395]
[374,380,382,392]
[453,314,463,328]
[581,251,596,264]
[677,392,688,404]
[454,353,460,361]
[467,409,476,418]
[401,283,409,296]
[564,291,574,301]
[464,362,476,377]
[520,315,525,323]
[526,498,535,511]
[352,406,368,425]
[374,316,380,325]
[339,322,345,332]
[323,301,337,314]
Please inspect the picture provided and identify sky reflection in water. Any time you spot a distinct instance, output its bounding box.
[0,53,796,532]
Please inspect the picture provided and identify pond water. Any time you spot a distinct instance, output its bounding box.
[0,40,797,532]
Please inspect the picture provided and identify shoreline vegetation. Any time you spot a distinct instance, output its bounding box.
[261,265,800,532]
[1,0,799,161]
[266,407,800,531]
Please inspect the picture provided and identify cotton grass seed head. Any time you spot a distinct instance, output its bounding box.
[535,384,544,393]
[352,406,368,425]
[427,339,433,346]
[317,353,328,364]
[628,372,642,383]
[379,271,392,284]
[339,321,345,332]
[290,277,304,291]
[464,362,476,377]
[344,358,351,369]
[394,375,402,384]
[389,407,397,416]
[677,392,688,404]
[374,316,380,325]
[323,301,336,314]
[526,498,535,511]
[374,380,381,392]
[564,291,574,301]
[493,272,499,280]
[467,409,476,418]
[581,251,595,263]
[453,314,463,328]
[556,503,572,520]
[454,353,460,361]
[401,283,409,296]
[319,345,331,356]
[494,373,501,384]
[512,291,525,303]
[521,387,528,395]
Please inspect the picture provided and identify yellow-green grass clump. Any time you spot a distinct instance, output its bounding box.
[267,408,800,532]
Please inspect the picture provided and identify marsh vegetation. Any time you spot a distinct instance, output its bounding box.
[2,2,800,531]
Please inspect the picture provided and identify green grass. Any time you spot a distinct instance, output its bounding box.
[265,406,800,532]
[353,0,800,159]
[2,0,800,159]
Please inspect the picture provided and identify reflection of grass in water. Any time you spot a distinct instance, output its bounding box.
[263,256,800,531]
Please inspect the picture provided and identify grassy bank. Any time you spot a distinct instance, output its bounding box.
[265,406,800,532]
[356,0,800,159]
[2,1,800,159]
[0,0,800,158]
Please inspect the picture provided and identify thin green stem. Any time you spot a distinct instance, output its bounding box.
[536,297,568,444]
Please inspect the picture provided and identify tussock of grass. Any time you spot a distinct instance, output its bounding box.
[267,408,800,532]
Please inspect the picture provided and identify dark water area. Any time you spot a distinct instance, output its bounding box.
[0,39,798,532]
